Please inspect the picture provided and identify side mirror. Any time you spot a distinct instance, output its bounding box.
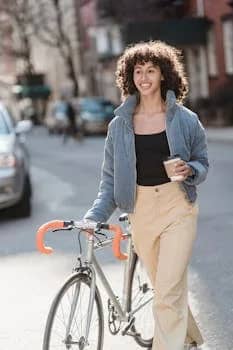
[15,120,32,134]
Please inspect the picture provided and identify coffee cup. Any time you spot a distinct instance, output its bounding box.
[163,155,184,182]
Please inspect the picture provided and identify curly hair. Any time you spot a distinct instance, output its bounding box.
[115,40,188,103]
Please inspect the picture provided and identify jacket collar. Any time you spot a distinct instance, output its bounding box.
[114,90,177,126]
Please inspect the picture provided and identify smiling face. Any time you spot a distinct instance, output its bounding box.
[133,61,164,97]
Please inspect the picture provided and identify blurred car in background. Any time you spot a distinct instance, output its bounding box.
[0,103,32,217]
[44,96,116,136]
[45,99,69,134]
[78,97,116,135]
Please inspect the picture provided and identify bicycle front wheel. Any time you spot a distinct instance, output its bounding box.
[43,272,104,350]
[128,253,154,348]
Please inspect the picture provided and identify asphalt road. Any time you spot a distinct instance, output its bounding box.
[0,127,232,350]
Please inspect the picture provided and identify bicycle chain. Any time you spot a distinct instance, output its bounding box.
[107,298,121,335]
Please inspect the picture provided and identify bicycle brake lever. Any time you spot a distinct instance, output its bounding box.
[52,227,73,232]
[95,231,108,238]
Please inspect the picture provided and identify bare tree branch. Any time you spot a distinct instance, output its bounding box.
[0,0,35,73]
[0,0,80,95]
[32,0,80,95]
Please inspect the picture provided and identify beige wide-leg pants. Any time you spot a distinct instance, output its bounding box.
[129,182,204,350]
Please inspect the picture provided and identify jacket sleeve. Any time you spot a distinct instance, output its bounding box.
[184,117,209,186]
[83,129,117,222]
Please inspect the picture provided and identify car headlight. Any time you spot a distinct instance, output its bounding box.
[0,153,17,168]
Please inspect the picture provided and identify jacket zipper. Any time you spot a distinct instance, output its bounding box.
[125,120,137,213]
[165,111,173,156]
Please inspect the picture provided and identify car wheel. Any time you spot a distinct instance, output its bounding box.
[11,176,32,218]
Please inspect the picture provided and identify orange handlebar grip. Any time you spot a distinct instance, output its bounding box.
[36,220,64,254]
[109,224,128,261]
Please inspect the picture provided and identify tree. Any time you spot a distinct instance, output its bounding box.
[0,0,81,96]
[32,0,80,96]
[0,0,35,74]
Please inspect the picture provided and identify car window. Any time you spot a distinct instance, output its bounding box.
[80,98,115,116]
[101,101,115,114]
[1,106,15,130]
[80,99,102,113]
[0,111,10,135]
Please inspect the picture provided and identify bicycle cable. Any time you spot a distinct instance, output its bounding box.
[77,229,82,255]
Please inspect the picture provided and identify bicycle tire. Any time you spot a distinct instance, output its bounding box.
[43,272,104,350]
[128,253,154,348]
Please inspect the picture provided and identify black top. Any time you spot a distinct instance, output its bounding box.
[135,130,171,186]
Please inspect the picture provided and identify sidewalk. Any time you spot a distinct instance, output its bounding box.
[206,127,233,143]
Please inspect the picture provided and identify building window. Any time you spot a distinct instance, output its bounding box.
[95,27,109,55]
[95,24,122,57]
[207,26,218,77]
[222,19,233,75]
[185,46,209,101]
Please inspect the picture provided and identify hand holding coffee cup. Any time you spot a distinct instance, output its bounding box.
[174,159,193,180]
[163,156,193,182]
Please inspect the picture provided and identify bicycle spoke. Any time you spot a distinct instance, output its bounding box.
[68,283,82,337]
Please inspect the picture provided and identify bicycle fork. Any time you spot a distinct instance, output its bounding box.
[65,234,97,349]
[79,236,98,349]
[65,282,81,342]
[64,267,96,349]
[84,265,97,346]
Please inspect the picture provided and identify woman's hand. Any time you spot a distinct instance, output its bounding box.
[174,160,193,180]
[80,218,97,234]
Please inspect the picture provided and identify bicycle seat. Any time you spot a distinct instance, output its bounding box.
[119,213,129,222]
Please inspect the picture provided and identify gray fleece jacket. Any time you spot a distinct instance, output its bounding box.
[84,90,209,223]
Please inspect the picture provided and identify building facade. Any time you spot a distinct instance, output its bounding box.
[80,0,233,107]
[0,0,232,115]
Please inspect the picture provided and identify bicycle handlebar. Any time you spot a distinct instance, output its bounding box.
[36,220,128,260]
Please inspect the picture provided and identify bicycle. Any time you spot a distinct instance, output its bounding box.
[36,214,154,350]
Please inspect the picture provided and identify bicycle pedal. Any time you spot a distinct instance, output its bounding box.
[121,317,135,336]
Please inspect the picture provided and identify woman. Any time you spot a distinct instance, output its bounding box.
[84,41,209,350]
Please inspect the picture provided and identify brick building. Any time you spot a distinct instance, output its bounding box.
[202,0,233,93]
[80,0,233,111]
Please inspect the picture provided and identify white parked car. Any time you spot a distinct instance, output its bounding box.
[0,102,32,217]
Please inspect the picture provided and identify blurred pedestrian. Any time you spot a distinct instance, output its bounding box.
[62,99,77,143]
[83,41,209,350]
[52,96,69,135]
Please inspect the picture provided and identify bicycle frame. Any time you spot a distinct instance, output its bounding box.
[78,224,153,345]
